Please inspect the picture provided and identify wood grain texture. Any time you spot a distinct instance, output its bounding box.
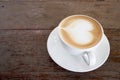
[0,0,120,80]
[0,29,119,80]
[0,1,120,29]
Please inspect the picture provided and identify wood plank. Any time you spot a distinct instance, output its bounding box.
[0,1,119,29]
[0,29,119,79]
[0,0,119,2]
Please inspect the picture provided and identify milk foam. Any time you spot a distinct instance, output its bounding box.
[62,19,94,45]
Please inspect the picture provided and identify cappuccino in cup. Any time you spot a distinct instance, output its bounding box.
[58,15,103,49]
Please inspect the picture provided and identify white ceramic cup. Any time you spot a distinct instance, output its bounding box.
[58,15,104,66]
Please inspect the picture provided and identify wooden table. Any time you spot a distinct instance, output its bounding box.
[0,0,120,80]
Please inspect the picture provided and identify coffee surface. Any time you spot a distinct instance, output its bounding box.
[59,15,102,49]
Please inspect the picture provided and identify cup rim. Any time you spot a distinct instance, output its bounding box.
[58,15,104,50]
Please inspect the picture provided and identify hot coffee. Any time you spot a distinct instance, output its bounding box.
[59,15,102,49]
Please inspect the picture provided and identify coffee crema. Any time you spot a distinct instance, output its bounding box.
[59,15,102,49]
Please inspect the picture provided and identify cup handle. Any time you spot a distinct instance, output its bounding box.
[82,51,96,66]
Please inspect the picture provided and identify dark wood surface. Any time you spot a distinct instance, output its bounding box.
[0,0,120,80]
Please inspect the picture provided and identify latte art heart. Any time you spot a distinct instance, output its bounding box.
[59,15,102,49]
[62,20,94,45]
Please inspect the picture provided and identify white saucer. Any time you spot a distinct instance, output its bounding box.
[47,27,110,72]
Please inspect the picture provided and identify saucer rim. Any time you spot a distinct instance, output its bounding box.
[47,27,110,72]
